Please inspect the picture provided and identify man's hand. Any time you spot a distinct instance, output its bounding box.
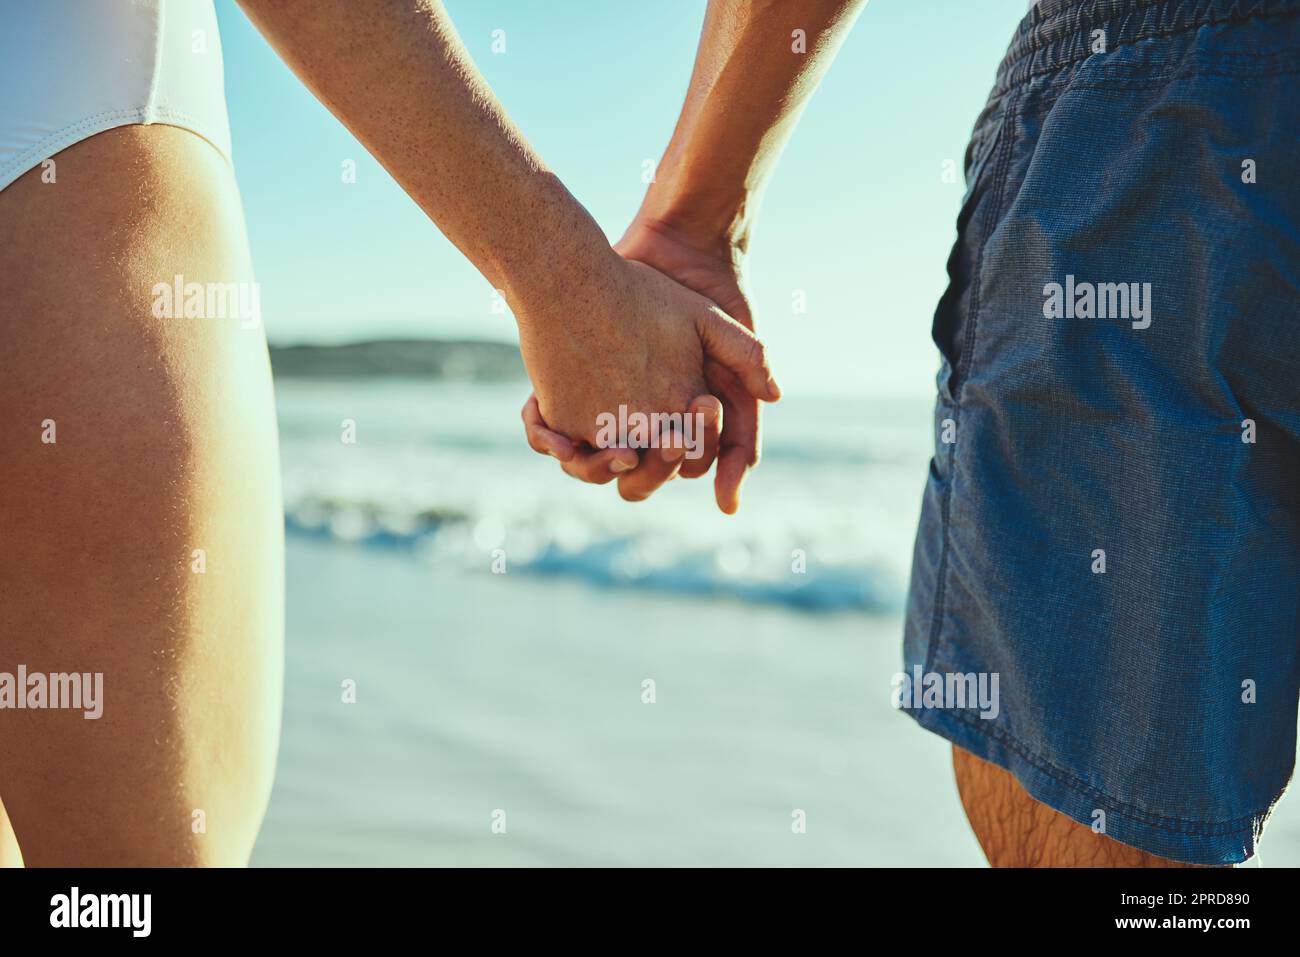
[519,0,865,514]
[617,219,762,514]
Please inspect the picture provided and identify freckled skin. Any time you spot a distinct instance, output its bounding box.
[953,747,1214,867]
[237,0,777,471]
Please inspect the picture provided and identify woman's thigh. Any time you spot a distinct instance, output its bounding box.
[0,124,283,866]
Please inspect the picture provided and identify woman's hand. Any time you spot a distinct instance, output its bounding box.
[516,242,776,496]
[523,219,764,513]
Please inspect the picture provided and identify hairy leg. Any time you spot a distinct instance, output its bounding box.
[0,797,21,867]
[0,125,283,866]
[953,746,1210,868]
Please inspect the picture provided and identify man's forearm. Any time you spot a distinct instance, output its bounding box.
[637,0,866,256]
[236,0,614,317]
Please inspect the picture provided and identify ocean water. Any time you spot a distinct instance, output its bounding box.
[253,378,1300,866]
[275,379,935,613]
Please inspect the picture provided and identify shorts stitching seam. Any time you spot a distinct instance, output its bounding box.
[999,6,1300,94]
[941,707,1271,835]
[923,93,1020,679]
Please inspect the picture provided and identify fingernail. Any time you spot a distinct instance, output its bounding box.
[610,458,634,473]
[766,376,782,400]
[661,444,685,463]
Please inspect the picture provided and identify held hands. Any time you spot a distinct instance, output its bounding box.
[522,221,771,514]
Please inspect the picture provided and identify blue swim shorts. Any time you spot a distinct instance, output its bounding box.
[902,0,1300,865]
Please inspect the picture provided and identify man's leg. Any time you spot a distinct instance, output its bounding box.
[952,747,1212,868]
[0,797,21,867]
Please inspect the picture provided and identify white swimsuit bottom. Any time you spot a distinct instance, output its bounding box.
[0,0,232,193]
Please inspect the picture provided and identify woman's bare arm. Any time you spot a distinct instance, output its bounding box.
[237,0,601,307]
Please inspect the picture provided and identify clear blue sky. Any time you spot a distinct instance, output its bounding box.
[215,0,1028,397]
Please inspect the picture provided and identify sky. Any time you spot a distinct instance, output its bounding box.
[214,0,1029,398]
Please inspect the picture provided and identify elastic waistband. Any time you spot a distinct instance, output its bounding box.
[994,0,1300,96]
